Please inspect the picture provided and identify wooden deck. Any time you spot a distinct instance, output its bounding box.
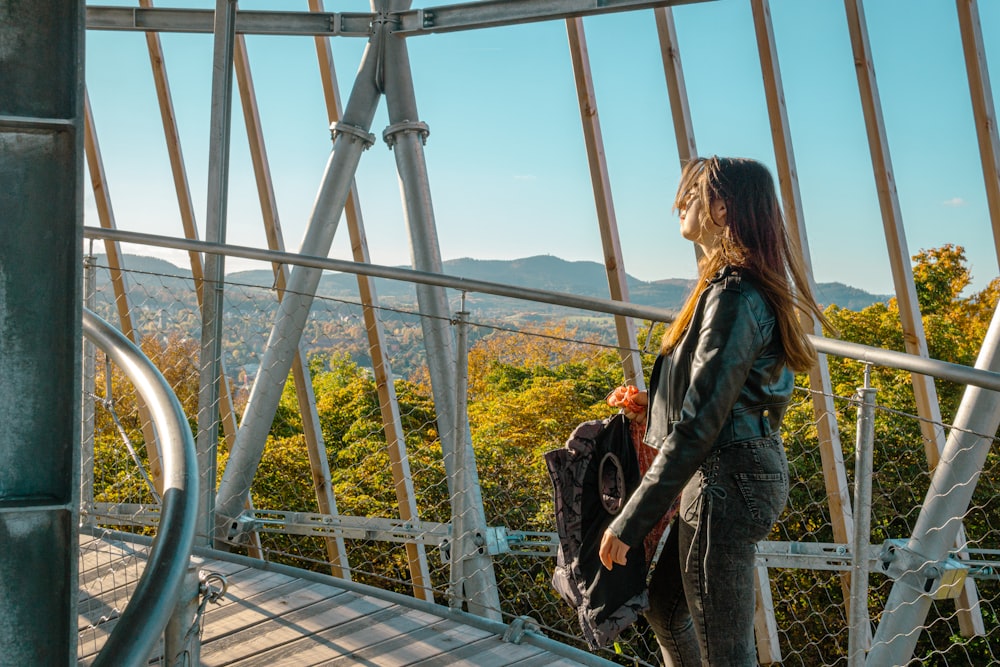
[78,532,616,666]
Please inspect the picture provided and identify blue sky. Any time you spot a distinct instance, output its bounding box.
[84,1,1000,296]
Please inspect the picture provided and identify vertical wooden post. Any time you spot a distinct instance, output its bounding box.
[751,0,864,655]
[566,17,645,389]
[83,91,164,490]
[307,0,432,598]
[843,0,983,634]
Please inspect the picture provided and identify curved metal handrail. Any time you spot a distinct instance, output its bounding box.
[82,308,199,667]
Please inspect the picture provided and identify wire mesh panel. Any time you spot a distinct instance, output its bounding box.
[80,259,1000,667]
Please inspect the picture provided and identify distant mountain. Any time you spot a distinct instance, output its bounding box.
[92,253,890,314]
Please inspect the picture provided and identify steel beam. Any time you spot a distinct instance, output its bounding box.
[85,7,374,36]
[233,27,346,575]
[213,15,386,547]
[381,0,502,619]
[393,0,708,35]
[309,0,431,598]
[0,1,83,663]
[86,1,718,36]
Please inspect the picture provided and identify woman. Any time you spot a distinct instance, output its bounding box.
[600,156,831,665]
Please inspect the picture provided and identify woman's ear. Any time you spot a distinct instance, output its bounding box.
[710,199,727,227]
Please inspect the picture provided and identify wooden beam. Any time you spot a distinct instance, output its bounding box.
[653,6,697,165]
[956,0,1000,273]
[308,0,433,601]
[233,31,350,580]
[751,0,860,653]
[566,17,645,389]
[843,0,983,635]
[83,89,164,493]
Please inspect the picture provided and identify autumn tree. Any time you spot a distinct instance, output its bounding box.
[777,244,1000,662]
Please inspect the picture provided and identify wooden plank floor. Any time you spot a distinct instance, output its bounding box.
[78,533,615,667]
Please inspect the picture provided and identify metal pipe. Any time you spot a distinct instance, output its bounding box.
[163,560,202,666]
[449,307,470,609]
[212,19,385,545]
[82,226,1000,395]
[848,366,876,666]
[196,0,237,549]
[868,301,1000,664]
[381,1,502,619]
[84,308,199,667]
[81,253,97,524]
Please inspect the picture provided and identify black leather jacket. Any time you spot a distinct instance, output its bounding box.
[608,266,794,547]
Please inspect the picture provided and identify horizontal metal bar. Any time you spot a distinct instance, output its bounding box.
[82,225,675,322]
[82,225,1000,393]
[85,2,718,36]
[0,503,75,513]
[88,503,161,527]
[85,6,374,36]
[0,115,75,131]
[504,530,560,557]
[251,510,452,544]
[90,506,1000,575]
[394,0,707,35]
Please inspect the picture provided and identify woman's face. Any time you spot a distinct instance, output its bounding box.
[678,187,727,250]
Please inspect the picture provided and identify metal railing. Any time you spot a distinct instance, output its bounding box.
[78,235,1000,666]
[82,308,200,667]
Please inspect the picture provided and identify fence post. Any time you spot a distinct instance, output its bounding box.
[849,365,876,666]
[449,308,470,609]
[81,252,97,523]
[164,559,202,666]
[447,306,503,619]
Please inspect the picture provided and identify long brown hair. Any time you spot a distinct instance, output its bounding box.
[660,156,833,372]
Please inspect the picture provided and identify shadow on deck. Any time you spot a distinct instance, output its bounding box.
[78,531,617,666]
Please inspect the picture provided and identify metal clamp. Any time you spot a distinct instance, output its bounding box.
[502,615,542,644]
[878,538,968,600]
[226,513,259,545]
[383,120,430,148]
[330,121,376,149]
[439,525,511,563]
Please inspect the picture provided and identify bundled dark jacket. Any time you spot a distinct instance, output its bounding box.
[545,413,649,649]
[608,266,794,548]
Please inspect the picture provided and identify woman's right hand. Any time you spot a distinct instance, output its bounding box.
[607,386,648,425]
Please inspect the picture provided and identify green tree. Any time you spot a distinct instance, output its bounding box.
[777,245,1000,663]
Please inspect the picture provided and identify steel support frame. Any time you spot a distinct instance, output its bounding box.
[232,25,347,577]
[133,0,263,556]
[198,0,237,552]
[85,1,713,36]
[211,0,384,546]
[0,2,83,663]
[308,0,431,599]
[380,1,502,619]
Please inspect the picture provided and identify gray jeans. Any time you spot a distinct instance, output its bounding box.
[644,436,789,666]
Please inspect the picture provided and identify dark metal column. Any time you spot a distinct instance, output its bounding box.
[0,1,84,663]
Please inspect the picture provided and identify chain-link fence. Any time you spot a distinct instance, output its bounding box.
[79,256,1000,666]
